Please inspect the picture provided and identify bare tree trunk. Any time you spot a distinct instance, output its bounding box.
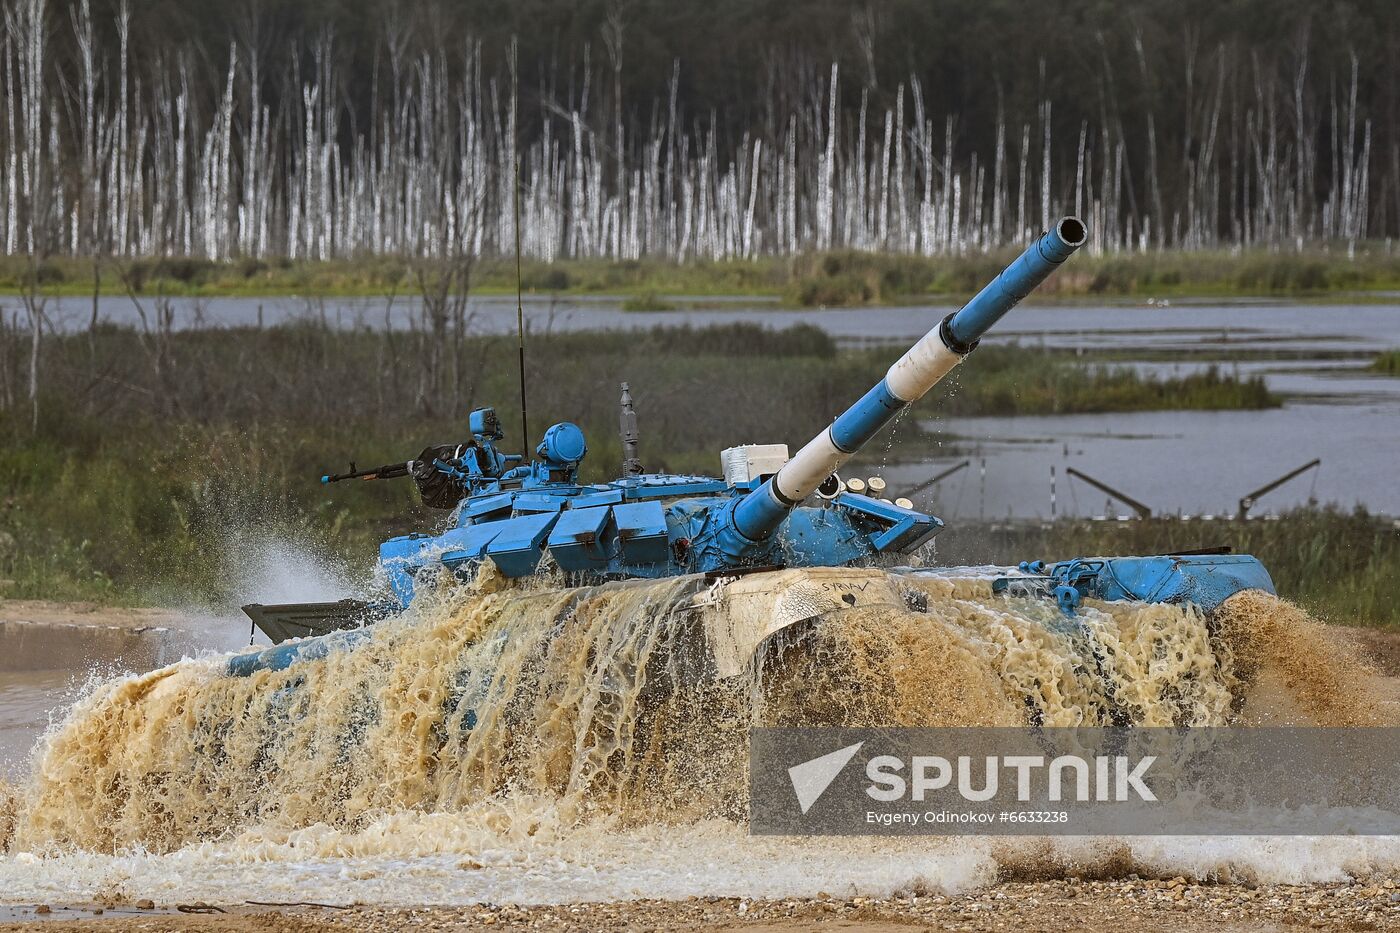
[24,280,41,433]
[0,0,1396,267]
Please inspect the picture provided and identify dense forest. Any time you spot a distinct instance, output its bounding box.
[0,0,1396,267]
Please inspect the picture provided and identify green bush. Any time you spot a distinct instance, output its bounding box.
[621,291,676,311]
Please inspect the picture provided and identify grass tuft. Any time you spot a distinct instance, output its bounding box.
[620,291,677,312]
[1372,350,1400,375]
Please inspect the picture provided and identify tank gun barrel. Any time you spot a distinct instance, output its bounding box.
[724,217,1087,553]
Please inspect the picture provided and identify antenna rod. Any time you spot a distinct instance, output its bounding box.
[511,40,529,446]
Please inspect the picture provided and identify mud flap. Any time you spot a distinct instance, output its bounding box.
[241,599,396,645]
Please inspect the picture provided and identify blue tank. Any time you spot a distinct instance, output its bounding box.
[238,216,1276,673]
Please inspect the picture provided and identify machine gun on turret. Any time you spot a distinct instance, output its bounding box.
[321,460,416,485]
[319,407,526,510]
[321,450,470,510]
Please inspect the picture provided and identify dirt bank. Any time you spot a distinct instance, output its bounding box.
[4,879,1400,932]
[0,601,185,633]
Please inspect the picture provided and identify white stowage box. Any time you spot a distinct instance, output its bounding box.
[721,444,790,484]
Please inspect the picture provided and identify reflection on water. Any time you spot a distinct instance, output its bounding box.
[0,670,86,779]
[886,399,1400,520]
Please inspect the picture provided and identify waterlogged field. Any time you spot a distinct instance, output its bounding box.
[0,310,1294,608]
[29,294,1400,522]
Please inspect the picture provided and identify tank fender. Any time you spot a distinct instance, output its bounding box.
[992,553,1276,616]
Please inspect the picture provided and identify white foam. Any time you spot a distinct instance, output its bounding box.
[0,817,994,907]
[3,821,1397,907]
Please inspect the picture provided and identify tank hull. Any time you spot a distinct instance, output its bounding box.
[231,553,1276,678]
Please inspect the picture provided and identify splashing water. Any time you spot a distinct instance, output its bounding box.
[1,569,1395,906]
[219,532,366,608]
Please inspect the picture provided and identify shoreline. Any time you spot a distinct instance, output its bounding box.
[0,600,184,632]
[10,288,1400,308]
[10,285,1400,304]
[6,249,1400,304]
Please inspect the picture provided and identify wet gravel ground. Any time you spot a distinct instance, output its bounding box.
[5,878,1400,932]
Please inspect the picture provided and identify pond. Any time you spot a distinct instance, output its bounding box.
[28,292,1400,518]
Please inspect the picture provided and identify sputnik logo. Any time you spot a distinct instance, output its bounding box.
[787,741,864,814]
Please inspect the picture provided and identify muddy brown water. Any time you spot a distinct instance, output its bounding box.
[0,613,249,778]
[0,582,1397,912]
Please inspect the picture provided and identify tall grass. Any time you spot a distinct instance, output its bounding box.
[936,510,1400,628]
[944,349,1277,415]
[0,324,1276,607]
